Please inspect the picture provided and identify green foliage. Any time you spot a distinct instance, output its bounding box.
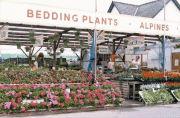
[174,89,180,99]
[142,88,174,105]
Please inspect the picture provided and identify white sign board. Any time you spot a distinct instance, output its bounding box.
[99,46,108,54]
[0,0,180,37]
[175,59,178,66]
[34,35,44,47]
[0,25,8,41]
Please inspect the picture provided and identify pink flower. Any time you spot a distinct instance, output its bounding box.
[21,106,25,111]
[33,96,38,100]
[86,99,90,103]
[4,102,11,109]
[120,98,125,101]
[79,99,84,105]
[77,90,81,94]
[61,103,64,107]
[41,90,45,96]
[95,99,99,104]
[17,97,22,103]
[55,90,59,95]
[113,97,116,101]
[41,102,47,105]
[47,102,52,107]
[71,91,75,95]
[107,92,111,95]
[88,74,93,80]
[74,97,78,103]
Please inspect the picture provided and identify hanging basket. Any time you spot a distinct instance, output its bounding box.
[54,35,59,41]
[63,39,69,46]
[31,39,36,44]
[49,36,54,42]
[29,31,35,40]
[25,48,30,52]
[16,43,21,49]
[60,48,64,53]
[75,31,80,40]
[71,48,78,52]
[80,40,84,47]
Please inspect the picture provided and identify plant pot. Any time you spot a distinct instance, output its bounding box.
[26,48,30,52]
[17,45,21,49]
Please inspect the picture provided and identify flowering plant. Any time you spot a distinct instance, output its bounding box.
[173,44,180,49]
[0,81,124,113]
[16,42,21,49]
[71,47,78,52]
[25,46,30,52]
[49,32,59,42]
[166,72,180,82]
[60,48,64,53]
[142,71,165,82]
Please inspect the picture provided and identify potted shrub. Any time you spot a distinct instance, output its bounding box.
[25,46,30,52]
[63,38,69,45]
[60,48,64,53]
[75,31,80,40]
[16,42,21,49]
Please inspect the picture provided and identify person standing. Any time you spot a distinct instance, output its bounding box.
[106,58,114,74]
[132,56,141,70]
[37,52,45,68]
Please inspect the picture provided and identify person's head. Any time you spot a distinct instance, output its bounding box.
[37,52,44,62]
[136,56,140,61]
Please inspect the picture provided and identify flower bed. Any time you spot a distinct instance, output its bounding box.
[0,68,90,84]
[142,71,166,83]
[0,81,124,113]
[165,72,180,82]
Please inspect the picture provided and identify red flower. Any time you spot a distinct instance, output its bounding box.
[17,97,22,103]
[15,93,21,98]
[30,102,37,107]
[41,102,47,105]
[41,90,45,96]
[61,103,64,107]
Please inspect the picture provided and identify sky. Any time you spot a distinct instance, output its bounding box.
[0,0,180,56]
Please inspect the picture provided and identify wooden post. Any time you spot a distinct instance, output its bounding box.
[53,41,56,68]
[113,39,115,54]
[29,47,32,66]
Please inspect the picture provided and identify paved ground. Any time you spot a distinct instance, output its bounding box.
[1,101,180,118]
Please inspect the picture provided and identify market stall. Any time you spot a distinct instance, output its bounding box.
[0,0,180,114]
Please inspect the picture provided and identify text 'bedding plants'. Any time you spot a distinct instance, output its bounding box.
[0,68,90,84]
[0,81,124,113]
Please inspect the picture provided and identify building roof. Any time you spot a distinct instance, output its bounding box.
[108,0,180,18]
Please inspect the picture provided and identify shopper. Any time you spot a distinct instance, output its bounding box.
[132,56,141,70]
[37,52,45,68]
[106,58,114,74]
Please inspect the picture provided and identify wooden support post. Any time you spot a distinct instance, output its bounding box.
[29,47,32,66]
[53,41,56,68]
[113,39,115,54]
